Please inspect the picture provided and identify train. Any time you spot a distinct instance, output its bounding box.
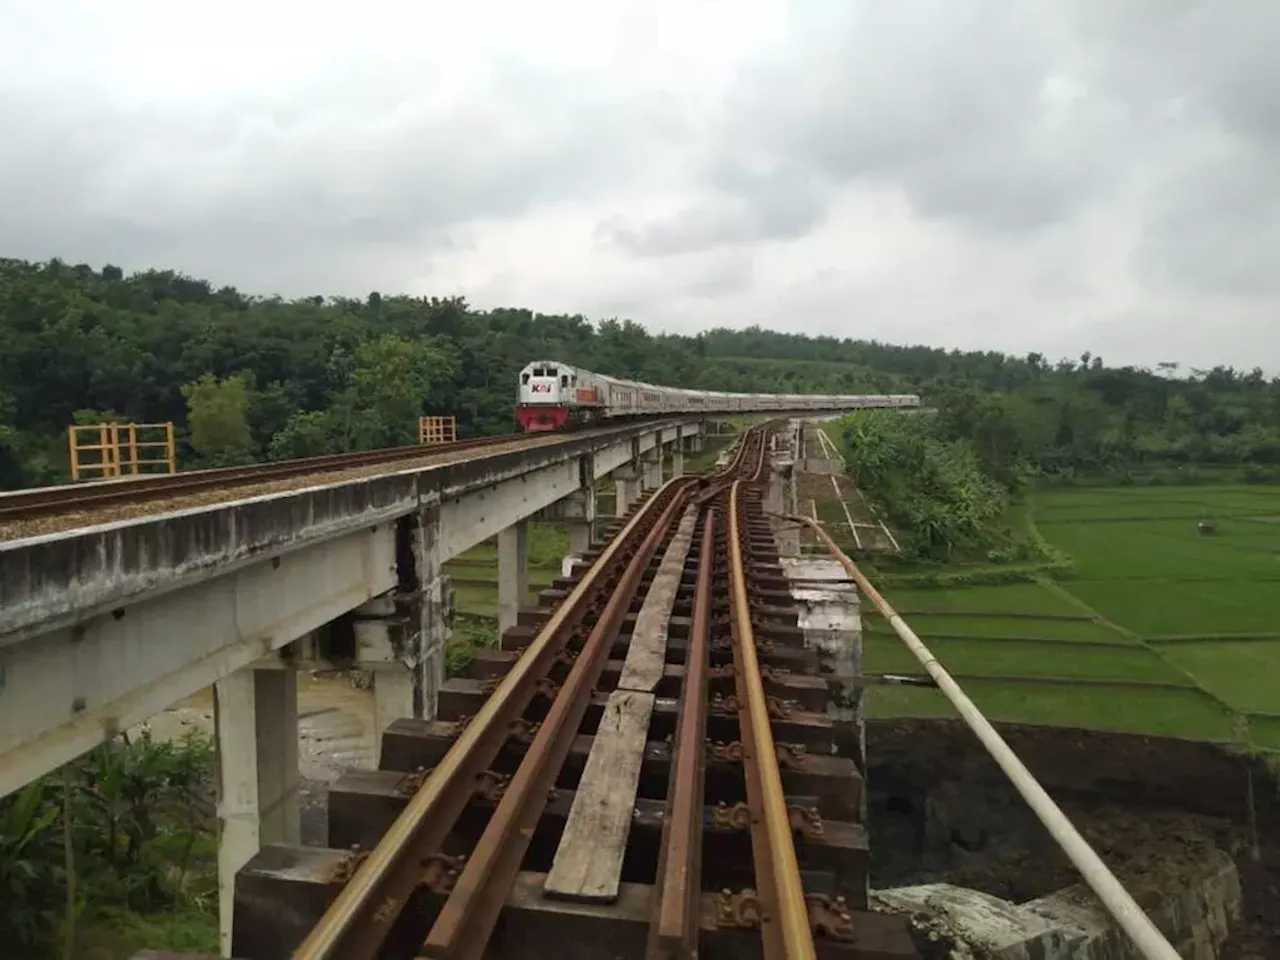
[514,360,922,432]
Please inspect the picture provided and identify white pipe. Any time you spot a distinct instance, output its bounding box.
[788,515,1182,960]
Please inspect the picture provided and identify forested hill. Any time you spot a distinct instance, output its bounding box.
[1,257,1278,489]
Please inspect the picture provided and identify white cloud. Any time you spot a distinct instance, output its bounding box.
[0,0,1277,372]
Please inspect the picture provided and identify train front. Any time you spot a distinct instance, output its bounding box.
[515,361,572,432]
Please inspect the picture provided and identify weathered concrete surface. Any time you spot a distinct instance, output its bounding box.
[875,846,1241,959]
[0,421,702,643]
[0,522,399,798]
[781,556,862,700]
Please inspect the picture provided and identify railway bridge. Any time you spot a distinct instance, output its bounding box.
[0,416,1187,960]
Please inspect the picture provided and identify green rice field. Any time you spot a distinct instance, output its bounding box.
[864,484,1280,751]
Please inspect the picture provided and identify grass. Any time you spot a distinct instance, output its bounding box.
[863,634,1192,683]
[864,680,1239,741]
[76,904,219,960]
[1153,640,1280,714]
[1248,715,1280,752]
[1063,578,1280,635]
[864,611,1128,643]
[860,482,1280,749]
[881,583,1089,616]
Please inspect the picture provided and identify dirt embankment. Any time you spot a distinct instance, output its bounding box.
[866,719,1280,957]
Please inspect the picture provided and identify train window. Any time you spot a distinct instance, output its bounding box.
[522,373,530,385]
[561,375,569,388]
[533,367,545,376]
[548,367,558,377]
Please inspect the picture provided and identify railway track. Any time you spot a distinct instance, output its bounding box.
[0,423,664,541]
[213,421,915,960]
[0,435,520,525]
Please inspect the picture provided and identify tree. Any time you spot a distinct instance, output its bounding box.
[180,374,253,466]
[0,256,1277,489]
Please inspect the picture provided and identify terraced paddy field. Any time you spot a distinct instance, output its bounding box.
[863,484,1280,751]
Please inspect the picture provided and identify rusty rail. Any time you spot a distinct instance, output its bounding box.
[423,478,700,957]
[427,426,775,958]
[649,507,717,958]
[0,419,700,525]
[729,483,816,959]
[0,434,517,522]
[292,423,781,960]
[291,475,692,960]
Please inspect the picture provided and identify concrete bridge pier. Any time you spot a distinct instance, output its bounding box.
[641,447,663,490]
[213,664,301,956]
[670,429,685,478]
[497,520,529,634]
[614,465,642,515]
[535,480,597,580]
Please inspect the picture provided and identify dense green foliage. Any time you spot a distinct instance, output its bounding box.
[3,257,1280,489]
[836,410,1015,562]
[0,731,217,957]
[931,362,1280,488]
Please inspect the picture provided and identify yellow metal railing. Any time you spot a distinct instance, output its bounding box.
[69,422,177,481]
[418,415,457,445]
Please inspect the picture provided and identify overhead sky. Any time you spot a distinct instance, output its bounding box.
[2,0,1277,371]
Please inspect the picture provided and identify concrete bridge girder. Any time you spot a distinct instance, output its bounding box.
[0,521,399,801]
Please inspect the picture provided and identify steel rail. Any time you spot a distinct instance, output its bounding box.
[729,483,816,960]
[417,426,769,958]
[422,476,700,958]
[0,419,699,522]
[791,515,1181,960]
[418,426,768,958]
[0,435,515,522]
[648,507,717,958]
[290,478,689,960]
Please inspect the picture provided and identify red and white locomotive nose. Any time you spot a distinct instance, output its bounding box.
[516,362,575,431]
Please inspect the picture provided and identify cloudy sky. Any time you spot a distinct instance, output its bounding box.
[2,0,1278,371]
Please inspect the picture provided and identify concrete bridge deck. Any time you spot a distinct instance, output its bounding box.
[0,418,707,800]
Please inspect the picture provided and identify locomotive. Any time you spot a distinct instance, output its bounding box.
[514,360,921,432]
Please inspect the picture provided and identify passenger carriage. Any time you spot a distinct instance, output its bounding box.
[514,360,922,432]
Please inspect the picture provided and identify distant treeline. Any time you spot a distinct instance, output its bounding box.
[1,257,1277,489]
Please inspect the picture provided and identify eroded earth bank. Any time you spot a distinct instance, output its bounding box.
[866,719,1280,959]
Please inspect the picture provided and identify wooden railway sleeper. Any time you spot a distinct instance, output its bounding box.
[507,718,542,745]
[711,801,825,839]
[394,767,510,802]
[534,676,562,700]
[326,848,372,885]
[422,853,467,894]
[805,893,856,941]
[701,738,809,770]
[710,633,776,653]
[710,692,798,719]
[713,890,855,942]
